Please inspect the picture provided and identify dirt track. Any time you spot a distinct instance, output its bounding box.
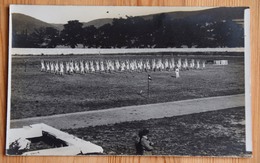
[10,94,245,129]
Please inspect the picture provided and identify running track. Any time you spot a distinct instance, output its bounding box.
[10,94,245,129]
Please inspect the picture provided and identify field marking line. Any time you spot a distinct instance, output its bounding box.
[11,94,244,122]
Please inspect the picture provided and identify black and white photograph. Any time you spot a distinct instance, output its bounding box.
[6,5,252,156]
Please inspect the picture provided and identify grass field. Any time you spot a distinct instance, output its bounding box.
[64,107,247,156]
[10,53,244,119]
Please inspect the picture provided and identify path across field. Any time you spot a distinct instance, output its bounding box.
[10,94,244,129]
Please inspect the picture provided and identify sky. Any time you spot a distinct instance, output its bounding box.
[10,5,215,24]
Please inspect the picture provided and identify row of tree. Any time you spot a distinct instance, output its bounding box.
[12,14,244,48]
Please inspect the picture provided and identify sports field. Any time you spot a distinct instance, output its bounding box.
[10,52,244,119]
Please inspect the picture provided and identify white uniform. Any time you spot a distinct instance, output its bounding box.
[184,59,188,69]
[156,59,162,71]
[100,60,105,72]
[50,62,54,73]
[121,61,125,71]
[191,59,195,68]
[164,59,169,70]
[55,62,59,74]
[146,59,151,70]
[175,67,180,78]
[70,61,74,74]
[74,62,80,73]
[85,61,89,73]
[65,62,70,74]
[41,60,45,72]
[134,60,138,71]
[115,60,120,71]
[152,59,156,71]
[196,60,200,69]
[171,58,175,69]
[95,60,100,72]
[126,60,130,71]
[80,61,85,74]
[46,62,50,72]
[177,59,181,69]
[110,60,115,71]
[202,61,206,68]
[90,61,95,72]
[60,62,64,75]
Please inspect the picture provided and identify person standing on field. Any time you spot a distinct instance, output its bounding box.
[40,60,45,72]
[175,66,180,78]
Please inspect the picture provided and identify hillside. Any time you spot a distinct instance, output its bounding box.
[142,7,246,22]
[82,7,246,28]
[83,18,114,28]
[12,13,60,34]
[12,7,246,35]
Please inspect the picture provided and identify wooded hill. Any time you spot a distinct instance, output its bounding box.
[12,7,246,48]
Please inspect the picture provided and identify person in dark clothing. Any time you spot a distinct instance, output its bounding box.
[135,129,154,155]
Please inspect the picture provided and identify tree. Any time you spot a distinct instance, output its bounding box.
[12,29,34,48]
[96,23,113,48]
[44,27,61,48]
[212,20,244,47]
[30,27,47,47]
[60,20,84,48]
[82,25,97,48]
[29,27,60,48]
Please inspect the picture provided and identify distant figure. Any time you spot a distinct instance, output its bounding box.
[50,62,54,73]
[135,129,154,155]
[202,61,206,68]
[74,61,80,73]
[100,60,105,72]
[46,62,50,72]
[65,62,70,74]
[196,60,200,69]
[54,61,59,74]
[41,60,45,72]
[80,60,85,74]
[175,66,180,78]
[69,60,74,74]
[59,62,64,75]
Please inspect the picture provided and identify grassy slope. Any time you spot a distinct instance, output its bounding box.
[64,107,247,156]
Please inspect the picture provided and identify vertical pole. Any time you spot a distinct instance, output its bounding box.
[24,60,27,72]
[147,76,150,100]
[147,74,152,102]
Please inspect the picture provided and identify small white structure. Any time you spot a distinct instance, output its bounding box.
[7,123,103,156]
[214,60,228,65]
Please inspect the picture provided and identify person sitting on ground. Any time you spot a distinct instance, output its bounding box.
[135,129,154,155]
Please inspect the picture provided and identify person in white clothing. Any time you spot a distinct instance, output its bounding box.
[175,66,180,78]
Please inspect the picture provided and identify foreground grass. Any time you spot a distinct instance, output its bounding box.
[65,107,247,156]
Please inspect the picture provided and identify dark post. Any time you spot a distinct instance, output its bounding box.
[24,60,27,72]
[148,77,150,99]
[147,74,152,100]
